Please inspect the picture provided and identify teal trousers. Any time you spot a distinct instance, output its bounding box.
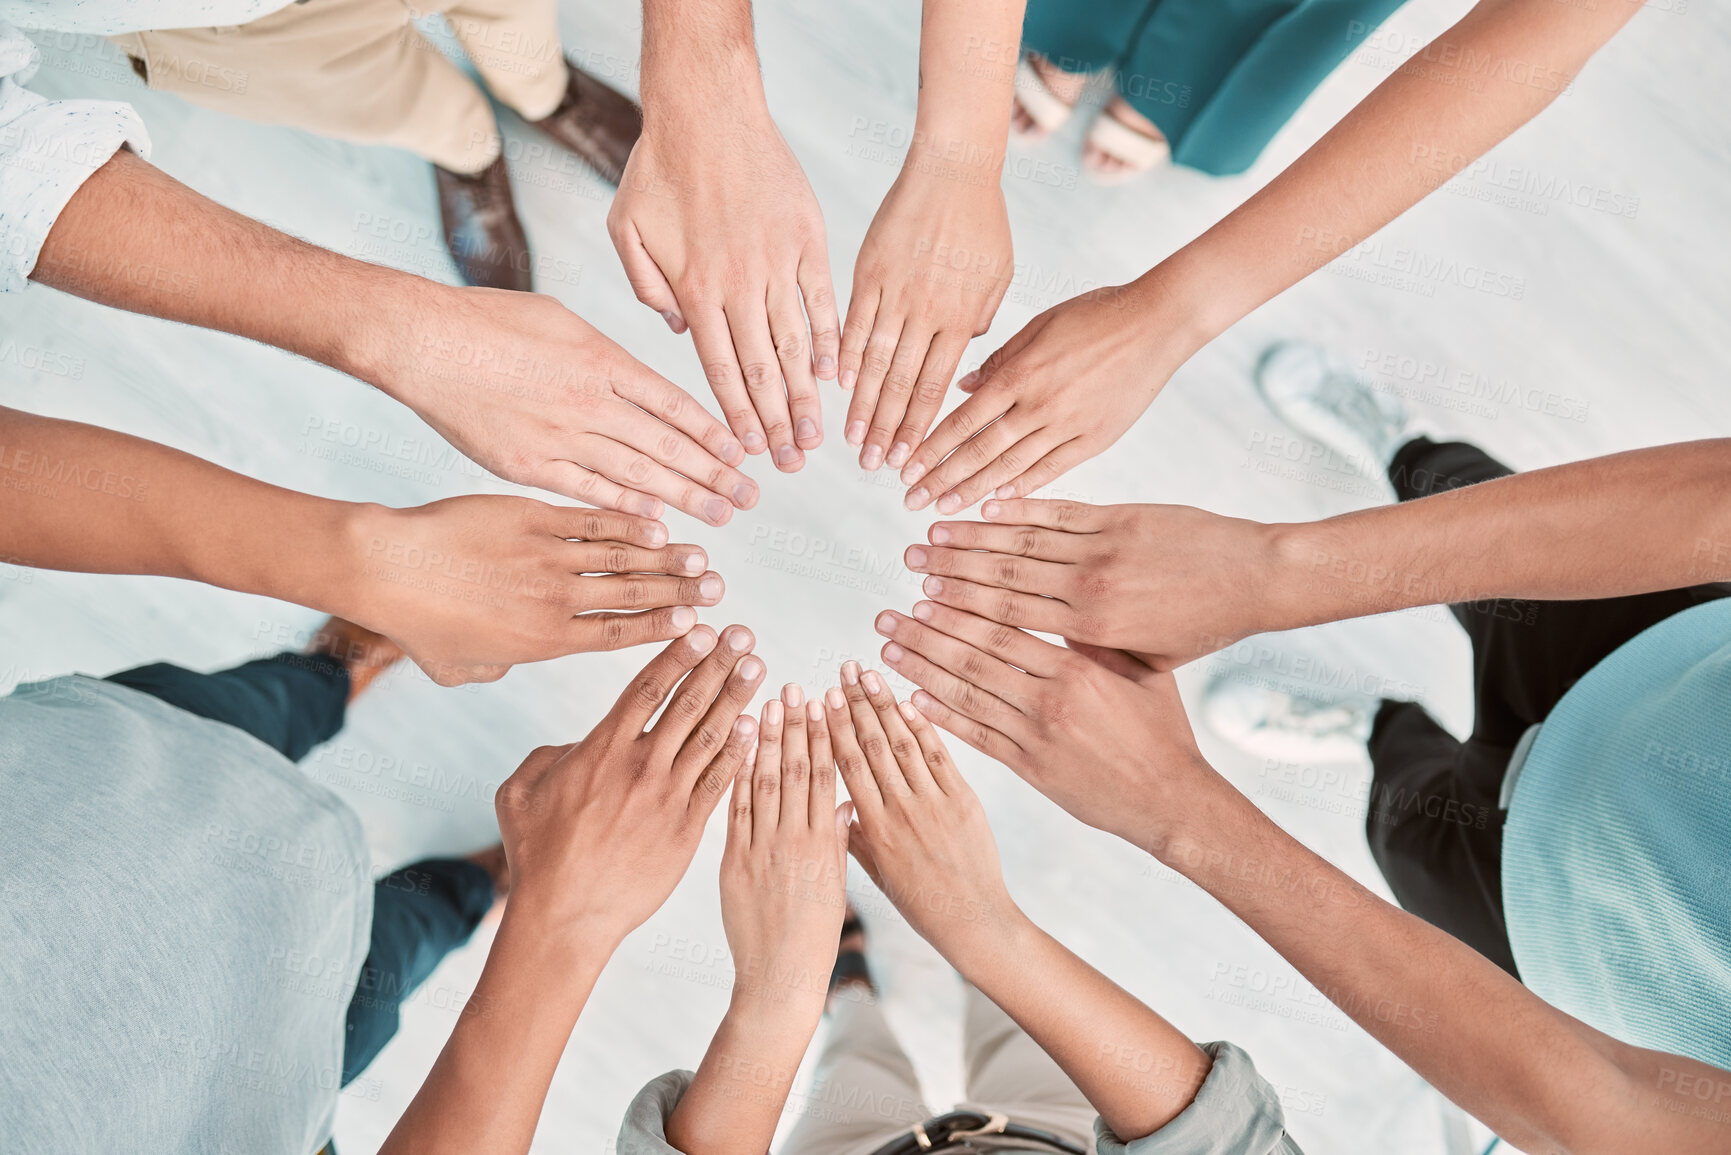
[1022,0,1408,175]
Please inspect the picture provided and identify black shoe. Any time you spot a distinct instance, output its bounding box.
[828,904,875,1004]
[434,154,533,292]
[529,61,643,187]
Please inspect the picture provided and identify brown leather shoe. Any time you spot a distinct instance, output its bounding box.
[306,617,405,702]
[529,62,643,187]
[434,154,533,292]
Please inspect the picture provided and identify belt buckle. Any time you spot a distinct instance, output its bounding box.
[946,1113,1009,1142]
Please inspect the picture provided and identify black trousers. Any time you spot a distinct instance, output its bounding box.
[106,653,494,1085]
[1365,438,1728,976]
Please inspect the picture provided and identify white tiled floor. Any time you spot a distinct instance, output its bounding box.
[4,0,1728,1152]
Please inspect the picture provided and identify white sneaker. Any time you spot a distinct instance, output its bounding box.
[1201,675,1374,764]
[1254,342,1409,480]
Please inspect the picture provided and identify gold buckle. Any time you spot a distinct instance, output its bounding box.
[913,1123,933,1151]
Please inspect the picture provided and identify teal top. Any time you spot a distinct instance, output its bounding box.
[1503,598,1731,1070]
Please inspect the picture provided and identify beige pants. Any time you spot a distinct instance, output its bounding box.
[113,0,569,173]
[783,986,1099,1155]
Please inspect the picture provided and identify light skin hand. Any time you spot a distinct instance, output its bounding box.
[908,498,1279,669]
[343,499,728,685]
[361,285,759,525]
[841,173,1010,473]
[611,0,839,472]
[869,605,1214,848]
[377,629,764,1155]
[665,685,849,1155]
[901,280,1205,514]
[824,664,1211,1139]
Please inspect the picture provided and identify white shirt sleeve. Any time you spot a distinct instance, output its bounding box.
[0,20,150,292]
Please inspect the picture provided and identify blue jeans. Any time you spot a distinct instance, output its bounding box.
[106,653,495,1085]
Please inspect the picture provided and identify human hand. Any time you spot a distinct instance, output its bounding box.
[823,664,1018,958]
[607,110,837,472]
[720,685,849,1011]
[901,282,1203,514]
[868,605,1217,849]
[366,285,758,526]
[907,498,1280,669]
[495,625,766,944]
[342,497,725,685]
[840,171,1011,472]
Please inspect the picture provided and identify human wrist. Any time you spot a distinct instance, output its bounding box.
[331,271,455,401]
[1125,257,1235,367]
[1261,517,1381,631]
[640,39,766,134]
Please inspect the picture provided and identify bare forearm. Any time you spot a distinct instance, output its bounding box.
[0,406,360,609]
[1257,440,1731,631]
[1140,0,1640,344]
[666,992,823,1155]
[380,907,614,1155]
[32,148,428,387]
[906,0,1024,178]
[937,910,1208,1139]
[639,0,764,126]
[1151,773,1726,1154]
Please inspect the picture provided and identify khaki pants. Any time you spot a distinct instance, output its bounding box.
[113,0,569,174]
[783,986,1099,1155]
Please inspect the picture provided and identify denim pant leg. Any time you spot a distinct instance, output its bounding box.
[342,858,496,1085]
[105,651,350,761]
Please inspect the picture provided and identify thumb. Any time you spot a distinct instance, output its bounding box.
[1065,639,1159,686]
[845,820,883,890]
[612,218,686,333]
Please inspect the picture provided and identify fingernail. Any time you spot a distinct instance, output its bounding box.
[995,485,1016,499]
[905,487,930,510]
[699,575,723,600]
[937,493,963,514]
[689,628,717,654]
[862,670,884,693]
[981,500,1001,519]
[826,686,846,709]
[647,523,669,546]
[957,369,980,388]
[671,606,697,630]
[806,699,824,722]
[902,462,927,486]
[704,497,728,523]
[775,443,799,467]
[727,628,753,652]
[796,418,818,442]
[887,442,910,469]
[929,525,949,544]
[734,715,757,738]
[841,369,857,391]
[906,545,928,568]
[733,481,757,508]
[913,690,934,712]
[924,576,944,596]
[743,432,767,453]
[883,642,904,663]
[818,355,837,379]
[861,444,885,471]
[845,420,867,445]
[682,552,706,575]
[661,309,680,328]
[740,655,764,680]
[766,700,784,725]
[842,661,860,685]
[783,683,804,708]
[913,601,934,621]
[638,495,662,517]
[874,611,896,636]
[898,701,918,721]
[722,440,746,466]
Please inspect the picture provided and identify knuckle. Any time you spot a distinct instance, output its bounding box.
[1013,528,1041,556]
[741,361,778,390]
[991,557,1023,586]
[703,361,738,390]
[994,592,1022,624]
[986,624,1021,654]
[655,431,682,461]
[775,331,809,363]
[914,378,948,407]
[603,545,630,572]
[604,616,630,648]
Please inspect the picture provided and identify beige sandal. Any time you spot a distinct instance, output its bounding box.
[1012,55,1079,140]
[1083,106,1171,184]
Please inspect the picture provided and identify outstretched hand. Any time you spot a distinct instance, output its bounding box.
[906,497,1280,669]
[869,604,1215,848]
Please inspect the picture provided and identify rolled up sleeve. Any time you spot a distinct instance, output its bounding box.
[0,21,150,292]
[618,1070,698,1155]
[1095,1042,1306,1155]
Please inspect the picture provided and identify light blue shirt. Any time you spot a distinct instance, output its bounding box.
[0,676,373,1154]
[1503,598,1731,1070]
